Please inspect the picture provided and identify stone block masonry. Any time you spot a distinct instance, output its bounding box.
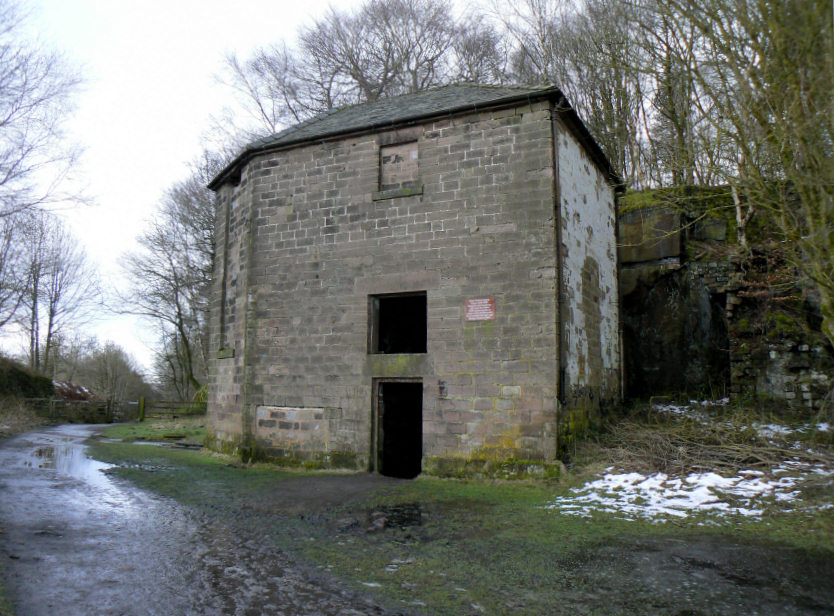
[207,86,621,474]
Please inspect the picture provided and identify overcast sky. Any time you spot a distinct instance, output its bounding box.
[15,0,364,372]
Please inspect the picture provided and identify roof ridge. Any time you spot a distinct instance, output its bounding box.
[245,83,559,149]
[211,82,620,191]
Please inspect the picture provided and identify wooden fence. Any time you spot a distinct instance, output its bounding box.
[137,398,207,421]
[25,398,207,423]
[28,399,127,423]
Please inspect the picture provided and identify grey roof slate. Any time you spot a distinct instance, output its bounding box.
[209,84,620,190]
[249,85,561,149]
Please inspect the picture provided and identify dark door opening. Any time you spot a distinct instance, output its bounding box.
[376,381,423,479]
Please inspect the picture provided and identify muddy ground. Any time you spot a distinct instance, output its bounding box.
[0,425,393,616]
[1,424,833,615]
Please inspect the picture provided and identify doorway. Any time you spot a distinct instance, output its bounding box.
[374,380,423,478]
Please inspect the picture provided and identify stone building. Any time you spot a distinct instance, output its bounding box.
[207,85,622,477]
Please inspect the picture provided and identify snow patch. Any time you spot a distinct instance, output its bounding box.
[548,461,831,521]
[757,423,792,438]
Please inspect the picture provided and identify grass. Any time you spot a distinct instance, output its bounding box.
[286,477,834,614]
[0,396,49,441]
[85,405,834,615]
[99,416,207,444]
[0,571,11,616]
[287,479,667,615]
[88,440,309,509]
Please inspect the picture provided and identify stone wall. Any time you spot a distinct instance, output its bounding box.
[726,245,833,409]
[209,102,539,468]
[618,193,833,407]
[207,99,621,471]
[621,258,731,398]
[554,116,621,441]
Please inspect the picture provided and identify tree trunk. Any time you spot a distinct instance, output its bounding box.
[820,291,834,351]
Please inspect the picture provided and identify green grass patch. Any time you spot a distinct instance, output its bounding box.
[89,440,303,508]
[281,476,834,615]
[100,416,207,444]
[289,479,652,614]
[86,405,834,615]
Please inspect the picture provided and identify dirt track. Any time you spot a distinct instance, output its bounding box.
[0,424,393,616]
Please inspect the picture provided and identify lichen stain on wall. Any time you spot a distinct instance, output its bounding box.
[581,256,604,391]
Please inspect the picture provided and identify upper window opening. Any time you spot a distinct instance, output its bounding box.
[369,292,427,354]
[379,142,419,191]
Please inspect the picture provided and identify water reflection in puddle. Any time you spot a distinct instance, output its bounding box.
[19,436,114,490]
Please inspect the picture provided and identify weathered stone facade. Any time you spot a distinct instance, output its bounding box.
[208,86,621,475]
[619,192,833,408]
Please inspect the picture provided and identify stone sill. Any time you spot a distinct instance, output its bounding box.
[372,185,424,201]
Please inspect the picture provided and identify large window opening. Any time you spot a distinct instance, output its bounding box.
[375,380,423,479]
[369,292,427,354]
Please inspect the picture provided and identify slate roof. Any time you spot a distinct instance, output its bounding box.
[209,84,621,190]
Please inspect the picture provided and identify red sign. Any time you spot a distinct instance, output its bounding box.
[465,298,496,321]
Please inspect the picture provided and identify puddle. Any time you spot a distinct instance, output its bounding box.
[18,437,114,490]
[369,503,424,529]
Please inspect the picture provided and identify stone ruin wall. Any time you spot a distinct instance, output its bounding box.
[620,203,833,409]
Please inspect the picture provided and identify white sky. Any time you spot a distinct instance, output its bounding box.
[15,0,363,374]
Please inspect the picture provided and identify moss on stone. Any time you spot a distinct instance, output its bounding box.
[240,444,364,471]
[619,185,734,219]
[365,354,426,377]
[423,455,562,479]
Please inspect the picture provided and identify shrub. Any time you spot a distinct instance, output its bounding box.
[0,357,55,398]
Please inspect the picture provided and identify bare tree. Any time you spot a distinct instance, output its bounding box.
[494,0,569,84]
[558,0,648,186]
[120,152,220,399]
[382,0,457,93]
[48,332,96,383]
[218,0,459,143]
[642,0,833,343]
[451,17,510,85]
[0,214,26,328]
[51,337,154,403]
[83,341,150,407]
[492,0,651,185]
[0,0,81,217]
[17,212,99,376]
